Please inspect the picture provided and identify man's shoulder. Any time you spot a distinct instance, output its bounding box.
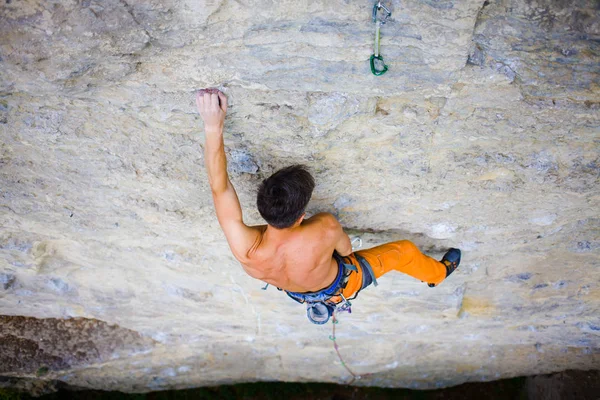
[305,212,338,225]
[229,224,266,264]
[303,213,341,236]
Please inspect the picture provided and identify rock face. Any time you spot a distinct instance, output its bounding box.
[0,316,155,375]
[0,0,599,393]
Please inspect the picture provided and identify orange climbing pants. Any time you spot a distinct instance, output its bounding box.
[340,240,447,299]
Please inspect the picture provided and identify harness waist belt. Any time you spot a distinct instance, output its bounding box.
[286,253,357,304]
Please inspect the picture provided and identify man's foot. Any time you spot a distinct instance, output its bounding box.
[427,248,462,287]
[441,248,461,278]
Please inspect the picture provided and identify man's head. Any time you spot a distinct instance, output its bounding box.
[257,165,315,229]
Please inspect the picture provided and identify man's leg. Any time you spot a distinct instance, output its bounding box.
[356,240,447,286]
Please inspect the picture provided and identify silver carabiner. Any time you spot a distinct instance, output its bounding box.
[336,293,352,313]
[372,1,392,25]
[351,236,362,251]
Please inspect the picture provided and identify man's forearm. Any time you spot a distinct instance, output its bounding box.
[204,128,229,194]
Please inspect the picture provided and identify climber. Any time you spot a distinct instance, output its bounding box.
[196,88,461,324]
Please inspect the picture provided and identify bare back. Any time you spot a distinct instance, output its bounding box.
[196,91,351,293]
[240,213,348,293]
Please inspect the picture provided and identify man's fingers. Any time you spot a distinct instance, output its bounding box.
[209,93,219,110]
[217,91,228,113]
[196,88,227,119]
[196,91,204,111]
[203,92,213,114]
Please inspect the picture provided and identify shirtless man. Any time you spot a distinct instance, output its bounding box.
[196,89,461,324]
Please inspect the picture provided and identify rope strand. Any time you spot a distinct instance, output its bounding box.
[330,310,361,384]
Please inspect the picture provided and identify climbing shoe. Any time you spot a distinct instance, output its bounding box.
[441,248,461,278]
[428,248,461,287]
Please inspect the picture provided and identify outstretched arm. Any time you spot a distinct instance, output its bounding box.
[196,90,258,262]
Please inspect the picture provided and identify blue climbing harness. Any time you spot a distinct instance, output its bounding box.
[285,252,378,324]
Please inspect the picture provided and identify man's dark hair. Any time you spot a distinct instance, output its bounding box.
[257,165,315,229]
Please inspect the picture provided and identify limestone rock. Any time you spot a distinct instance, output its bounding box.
[0,0,599,393]
[0,316,155,375]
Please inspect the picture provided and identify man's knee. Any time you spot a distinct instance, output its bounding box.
[394,240,420,259]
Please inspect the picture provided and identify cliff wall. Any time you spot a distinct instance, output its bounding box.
[1,0,599,392]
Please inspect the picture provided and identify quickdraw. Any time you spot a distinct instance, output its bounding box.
[370,1,392,76]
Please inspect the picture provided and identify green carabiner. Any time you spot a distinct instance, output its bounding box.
[370,54,388,76]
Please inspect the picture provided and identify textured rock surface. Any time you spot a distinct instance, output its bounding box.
[0,316,155,375]
[0,0,599,392]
